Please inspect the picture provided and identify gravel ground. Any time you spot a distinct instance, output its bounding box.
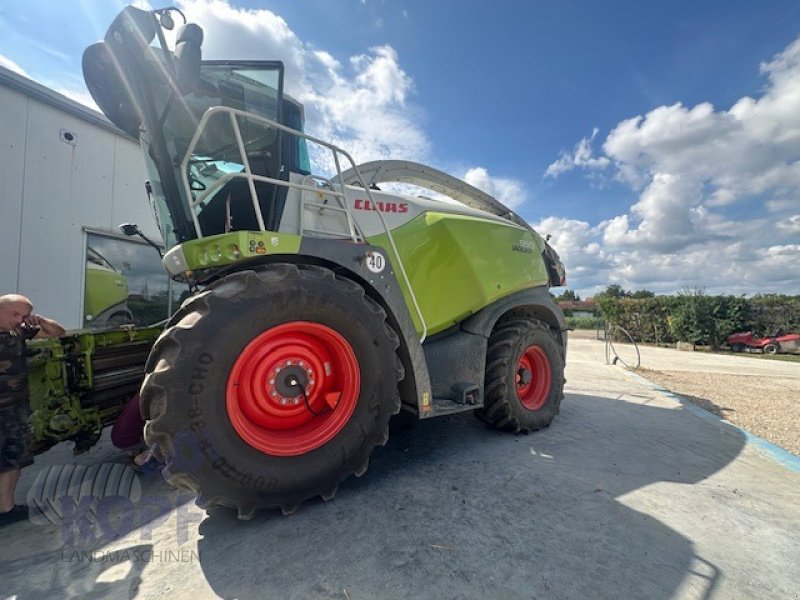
[569,330,800,457]
[636,367,800,457]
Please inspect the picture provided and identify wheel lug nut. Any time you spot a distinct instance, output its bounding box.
[271,391,277,397]
[280,397,287,405]
[293,398,300,405]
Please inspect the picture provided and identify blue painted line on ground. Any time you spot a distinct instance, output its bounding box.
[622,368,800,474]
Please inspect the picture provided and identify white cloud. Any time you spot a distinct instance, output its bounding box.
[767,198,799,212]
[531,217,612,290]
[178,0,429,171]
[777,214,800,235]
[172,3,529,210]
[545,127,610,178]
[54,86,100,112]
[0,54,30,77]
[600,172,718,251]
[538,216,800,298]
[463,167,527,209]
[352,46,411,104]
[542,33,800,296]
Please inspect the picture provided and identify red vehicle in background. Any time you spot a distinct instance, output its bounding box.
[726,331,800,354]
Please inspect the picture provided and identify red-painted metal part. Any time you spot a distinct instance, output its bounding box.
[226,322,360,456]
[726,331,800,351]
[515,345,552,411]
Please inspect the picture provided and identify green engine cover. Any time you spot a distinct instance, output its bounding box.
[369,212,549,336]
[161,210,549,340]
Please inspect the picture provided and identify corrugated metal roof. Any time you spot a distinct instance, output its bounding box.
[0,64,135,141]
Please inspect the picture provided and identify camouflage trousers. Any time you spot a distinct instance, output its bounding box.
[0,402,33,472]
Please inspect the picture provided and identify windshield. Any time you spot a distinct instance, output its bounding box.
[140,60,285,248]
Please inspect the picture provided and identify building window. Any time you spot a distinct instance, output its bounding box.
[83,232,185,328]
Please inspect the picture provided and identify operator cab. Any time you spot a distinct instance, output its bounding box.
[83,6,310,248]
[179,63,310,237]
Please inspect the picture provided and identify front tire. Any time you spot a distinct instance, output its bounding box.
[763,343,779,355]
[477,319,565,433]
[140,264,403,517]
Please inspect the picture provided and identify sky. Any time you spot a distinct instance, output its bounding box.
[1,0,799,298]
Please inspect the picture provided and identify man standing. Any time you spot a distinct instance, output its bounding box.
[0,294,65,526]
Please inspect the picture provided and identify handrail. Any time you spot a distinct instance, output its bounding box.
[335,160,428,342]
[179,105,428,341]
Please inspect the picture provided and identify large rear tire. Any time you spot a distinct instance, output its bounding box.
[477,319,565,433]
[140,264,403,517]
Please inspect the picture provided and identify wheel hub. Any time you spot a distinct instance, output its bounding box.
[515,345,552,412]
[272,364,311,403]
[517,366,532,387]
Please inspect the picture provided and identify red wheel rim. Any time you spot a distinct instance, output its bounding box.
[226,321,360,456]
[515,345,552,411]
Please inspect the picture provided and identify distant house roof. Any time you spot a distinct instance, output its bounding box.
[558,300,597,312]
[0,64,133,140]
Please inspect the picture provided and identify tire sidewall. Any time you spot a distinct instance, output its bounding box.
[150,269,397,505]
[504,324,564,429]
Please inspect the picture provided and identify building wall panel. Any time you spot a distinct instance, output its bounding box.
[4,76,156,328]
[0,86,29,292]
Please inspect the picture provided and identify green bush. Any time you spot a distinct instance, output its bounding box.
[668,290,712,345]
[566,316,604,330]
[596,296,674,344]
[596,291,797,348]
[749,294,800,335]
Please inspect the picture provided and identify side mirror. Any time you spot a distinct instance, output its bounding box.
[119,223,140,237]
[174,24,203,94]
[118,223,164,259]
[159,12,175,30]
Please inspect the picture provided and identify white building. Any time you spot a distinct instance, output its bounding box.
[0,65,178,330]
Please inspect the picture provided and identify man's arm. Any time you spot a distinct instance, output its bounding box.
[25,314,66,339]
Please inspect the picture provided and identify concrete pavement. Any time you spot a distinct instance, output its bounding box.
[1,336,798,600]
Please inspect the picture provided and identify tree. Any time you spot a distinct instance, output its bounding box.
[556,289,581,302]
[593,284,628,319]
[630,289,655,299]
[669,289,712,346]
[667,289,749,350]
[711,296,750,346]
[601,284,628,298]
